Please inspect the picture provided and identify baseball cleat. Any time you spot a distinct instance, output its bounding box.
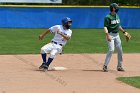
[103,65,108,72]
[43,67,48,72]
[39,63,47,70]
[117,66,125,71]
[43,64,49,72]
[39,63,45,70]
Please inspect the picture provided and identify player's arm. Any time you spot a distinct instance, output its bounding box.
[57,31,71,40]
[39,29,50,40]
[104,27,111,42]
[119,26,131,42]
[104,17,111,42]
[119,26,126,33]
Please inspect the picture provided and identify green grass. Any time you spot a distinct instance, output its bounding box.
[117,76,140,89]
[0,28,140,54]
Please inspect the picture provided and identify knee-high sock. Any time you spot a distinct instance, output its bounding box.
[41,53,46,63]
[46,57,53,67]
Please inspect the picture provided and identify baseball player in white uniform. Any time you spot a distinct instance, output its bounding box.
[39,17,72,71]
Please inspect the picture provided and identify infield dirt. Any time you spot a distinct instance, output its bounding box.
[0,54,140,93]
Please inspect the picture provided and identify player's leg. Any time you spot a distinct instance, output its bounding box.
[39,43,52,69]
[103,37,115,72]
[44,45,63,71]
[43,49,60,71]
[115,35,124,71]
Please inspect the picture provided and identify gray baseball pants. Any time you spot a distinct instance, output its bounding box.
[104,32,123,67]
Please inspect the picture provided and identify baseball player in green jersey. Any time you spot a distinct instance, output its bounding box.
[103,3,130,72]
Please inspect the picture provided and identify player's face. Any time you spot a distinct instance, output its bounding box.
[111,7,117,15]
[65,21,72,29]
[112,7,116,12]
[68,21,72,26]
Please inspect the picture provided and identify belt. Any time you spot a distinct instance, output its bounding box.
[51,41,63,46]
[109,32,118,33]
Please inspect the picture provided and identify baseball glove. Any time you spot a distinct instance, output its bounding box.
[124,32,131,42]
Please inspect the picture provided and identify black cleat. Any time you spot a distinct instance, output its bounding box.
[117,66,125,71]
[39,63,47,70]
[43,65,48,72]
[103,65,108,72]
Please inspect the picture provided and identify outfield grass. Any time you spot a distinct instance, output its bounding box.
[0,28,140,54]
[117,76,140,89]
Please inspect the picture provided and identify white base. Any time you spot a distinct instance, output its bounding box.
[49,67,67,71]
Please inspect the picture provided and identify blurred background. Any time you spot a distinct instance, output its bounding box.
[0,0,140,6]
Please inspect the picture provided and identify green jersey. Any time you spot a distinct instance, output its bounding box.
[104,13,120,33]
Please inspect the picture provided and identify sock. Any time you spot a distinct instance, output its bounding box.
[46,57,53,67]
[41,53,46,63]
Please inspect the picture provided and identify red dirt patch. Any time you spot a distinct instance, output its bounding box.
[0,54,140,93]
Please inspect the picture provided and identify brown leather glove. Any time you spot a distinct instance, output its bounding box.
[124,32,131,42]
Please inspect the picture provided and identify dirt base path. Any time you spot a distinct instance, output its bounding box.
[0,54,140,93]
